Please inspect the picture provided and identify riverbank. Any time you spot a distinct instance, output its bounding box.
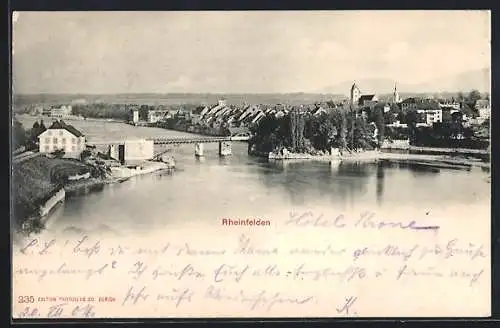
[250,148,489,169]
[109,161,171,179]
[382,143,489,155]
[12,155,101,232]
[378,152,490,169]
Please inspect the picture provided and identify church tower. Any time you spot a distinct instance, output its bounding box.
[350,83,361,107]
[392,82,401,104]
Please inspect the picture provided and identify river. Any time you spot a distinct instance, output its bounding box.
[16,117,491,240]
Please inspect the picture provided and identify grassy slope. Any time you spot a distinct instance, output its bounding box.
[12,156,91,222]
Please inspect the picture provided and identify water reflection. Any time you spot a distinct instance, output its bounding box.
[218,157,232,166]
[376,162,385,206]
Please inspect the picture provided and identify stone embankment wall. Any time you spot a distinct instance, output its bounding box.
[39,188,65,217]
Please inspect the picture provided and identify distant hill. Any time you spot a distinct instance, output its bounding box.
[319,68,490,95]
[13,68,489,108]
[423,68,490,93]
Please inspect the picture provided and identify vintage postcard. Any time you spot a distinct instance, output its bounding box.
[11,11,491,319]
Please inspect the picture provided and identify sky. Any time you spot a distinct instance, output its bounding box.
[12,11,491,94]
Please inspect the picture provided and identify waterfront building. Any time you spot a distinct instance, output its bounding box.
[199,106,211,117]
[29,105,44,116]
[108,139,154,166]
[132,109,139,124]
[147,110,169,123]
[191,106,207,124]
[250,111,266,124]
[41,107,52,116]
[50,105,72,118]
[38,120,86,158]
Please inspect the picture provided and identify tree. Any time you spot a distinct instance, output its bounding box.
[39,120,46,132]
[337,109,348,150]
[467,90,482,107]
[306,113,337,151]
[13,119,27,150]
[451,111,463,123]
[249,115,283,153]
[461,103,477,118]
[406,110,419,144]
[371,106,385,146]
[80,149,92,161]
[442,110,452,123]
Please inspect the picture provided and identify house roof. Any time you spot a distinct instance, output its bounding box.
[192,106,206,115]
[46,120,84,137]
[401,97,419,104]
[359,95,376,102]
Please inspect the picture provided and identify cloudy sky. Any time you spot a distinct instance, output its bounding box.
[12,11,490,94]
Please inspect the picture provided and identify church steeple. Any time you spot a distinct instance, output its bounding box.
[392,82,400,104]
[350,82,361,107]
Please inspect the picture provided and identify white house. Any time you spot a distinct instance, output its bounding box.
[50,105,72,118]
[38,120,86,158]
[475,99,491,121]
[147,110,169,123]
[439,100,460,110]
[132,109,139,124]
[124,139,154,165]
[417,109,443,126]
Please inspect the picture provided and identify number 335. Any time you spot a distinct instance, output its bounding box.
[18,296,35,303]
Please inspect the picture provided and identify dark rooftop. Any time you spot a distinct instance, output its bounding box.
[47,120,84,137]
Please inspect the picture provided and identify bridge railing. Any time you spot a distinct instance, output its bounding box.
[87,136,246,145]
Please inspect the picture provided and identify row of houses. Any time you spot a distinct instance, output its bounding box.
[127,81,490,132]
[136,99,347,132]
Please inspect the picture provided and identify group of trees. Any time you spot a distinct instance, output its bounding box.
[72,104,131,120]
[249,107,378,154]
[13,119,28,150]
[13,119,46,151]
[70,103,202,122]
[412,123,488,149]
[458,89,484,110]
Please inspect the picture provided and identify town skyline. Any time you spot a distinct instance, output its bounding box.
[12,11,490,94]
